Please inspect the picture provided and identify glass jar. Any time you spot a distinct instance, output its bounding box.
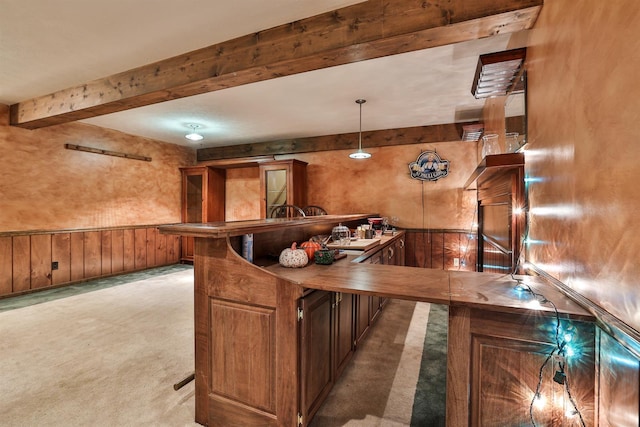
[331,223,351,246]
[505,132,520,153]
[481,134,500,158]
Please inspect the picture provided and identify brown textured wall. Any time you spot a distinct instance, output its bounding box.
[225,167,261,221]
[527,0,640,332]
[218,140,478,229]
[0,104,195,232]
[280,141,478,230]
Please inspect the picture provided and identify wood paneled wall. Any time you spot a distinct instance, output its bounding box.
[404,229,477,271]
[0,225,180,297]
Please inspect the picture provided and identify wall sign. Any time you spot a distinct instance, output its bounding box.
[408,150,450,181]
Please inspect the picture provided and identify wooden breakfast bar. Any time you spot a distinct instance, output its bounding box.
[160,215,595,427]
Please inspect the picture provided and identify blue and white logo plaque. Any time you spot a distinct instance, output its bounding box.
[408,151,450,182]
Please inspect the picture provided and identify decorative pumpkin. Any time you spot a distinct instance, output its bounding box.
[279,242,308,268]
[300,239,321,260]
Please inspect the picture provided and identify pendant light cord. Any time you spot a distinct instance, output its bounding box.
[358,100,363,150]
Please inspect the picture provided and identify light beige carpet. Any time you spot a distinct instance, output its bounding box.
[0,268,435,427]
[0,269,197,427]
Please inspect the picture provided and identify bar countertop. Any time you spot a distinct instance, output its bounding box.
[160,216,593,320]
[268,260,593,320]
[158,214,371,238]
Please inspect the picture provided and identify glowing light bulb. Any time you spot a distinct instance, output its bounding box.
[563,333,573,343]
[533,394,546,409]
[527,299,542,310]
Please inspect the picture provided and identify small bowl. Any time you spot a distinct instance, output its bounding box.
[314,249,334,265]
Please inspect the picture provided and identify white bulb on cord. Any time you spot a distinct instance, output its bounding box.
[349,150,371,159]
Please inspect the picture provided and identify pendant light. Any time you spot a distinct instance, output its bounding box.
[349,99,371,159]
[185,124,204,141]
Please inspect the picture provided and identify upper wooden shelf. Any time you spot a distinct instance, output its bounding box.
[158,214,371,238]
[464,152,525,190]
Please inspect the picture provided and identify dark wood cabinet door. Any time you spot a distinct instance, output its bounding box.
[355,294,371,346]
[300,290,333,425]
[334,292,354,378]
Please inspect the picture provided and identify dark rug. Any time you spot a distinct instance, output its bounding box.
[411,303,448,426]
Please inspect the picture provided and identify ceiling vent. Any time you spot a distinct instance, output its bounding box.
[471,48,526,99]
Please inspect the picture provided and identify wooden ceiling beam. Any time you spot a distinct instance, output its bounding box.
[10,0,542,129]
[197,122,473,161]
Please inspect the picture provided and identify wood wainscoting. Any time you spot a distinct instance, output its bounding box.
[0,225,181,297]
[404,229,477,271]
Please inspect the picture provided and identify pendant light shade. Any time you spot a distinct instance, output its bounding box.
[349,99,371,159]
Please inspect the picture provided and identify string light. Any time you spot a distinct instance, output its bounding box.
[474,171,587,425]
[510,200,586,427]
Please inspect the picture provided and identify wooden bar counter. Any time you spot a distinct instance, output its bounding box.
[160,215,595,427]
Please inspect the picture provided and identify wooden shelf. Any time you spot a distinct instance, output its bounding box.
[464,152,524,190]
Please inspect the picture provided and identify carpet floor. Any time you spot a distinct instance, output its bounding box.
[0,266,447,427]
[0,265,198,427]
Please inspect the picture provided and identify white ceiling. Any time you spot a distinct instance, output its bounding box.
[0,0,526,149]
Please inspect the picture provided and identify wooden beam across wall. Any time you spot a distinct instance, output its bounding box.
[9,0,542,129]
[198,122,471,161]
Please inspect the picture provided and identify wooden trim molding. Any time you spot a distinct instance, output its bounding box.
[9,0,542,129]
[0,223,178,237]
[527,262,640,359]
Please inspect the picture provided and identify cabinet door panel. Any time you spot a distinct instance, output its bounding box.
[300,290,333,424]
[355,294,370,345]
[334,292,354,378]
[259,160,307,218]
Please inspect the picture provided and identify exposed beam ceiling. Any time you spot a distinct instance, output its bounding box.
[198,123,468,161]
[9,0,542,131]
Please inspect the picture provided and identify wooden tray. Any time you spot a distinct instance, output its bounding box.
[326,238,380,251]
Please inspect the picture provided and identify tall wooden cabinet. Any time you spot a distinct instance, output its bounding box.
[180,166,225,262]
[259,160,307,218]
[464,153,525,273]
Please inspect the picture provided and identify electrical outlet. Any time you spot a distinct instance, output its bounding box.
[453,258,460,267]
[51,261,59,270]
